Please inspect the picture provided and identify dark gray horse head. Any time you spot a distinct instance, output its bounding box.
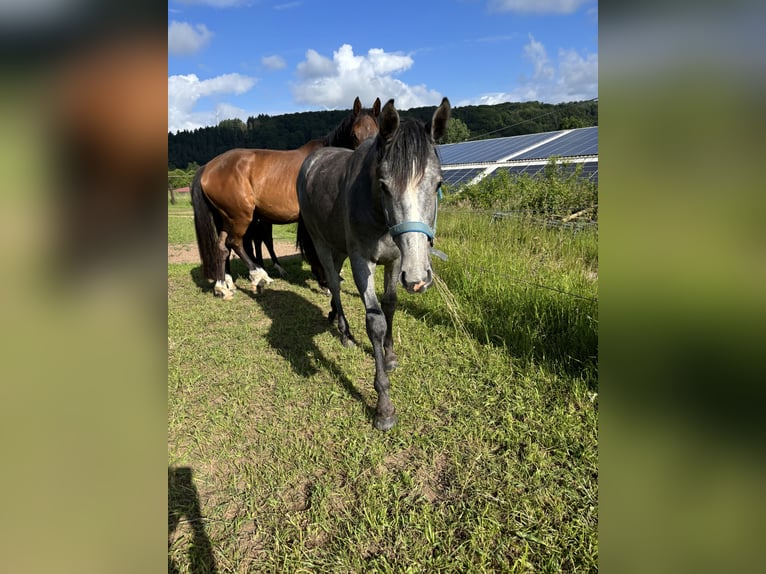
[376,97,450,293]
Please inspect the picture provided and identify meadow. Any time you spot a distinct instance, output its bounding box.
[168,175,598,572]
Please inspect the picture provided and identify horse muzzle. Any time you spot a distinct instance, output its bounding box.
[401,267,433,293]
[389,220,435,293]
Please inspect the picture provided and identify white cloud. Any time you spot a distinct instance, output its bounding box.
[168,73,257,132]
[488,0,590,14]
[462,35,597,106]
[261,55,287,71]
[524,35,555,81]
[296,49,336,79]
[292,44,442,110]
[168,21,213,56]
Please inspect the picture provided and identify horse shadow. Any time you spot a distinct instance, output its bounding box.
[246,287,375,422]
[168,466,217,574]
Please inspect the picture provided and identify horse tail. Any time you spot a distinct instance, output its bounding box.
[296,215,328,289]
[191,166,223,281]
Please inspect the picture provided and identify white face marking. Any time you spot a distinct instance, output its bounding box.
[400,179,423,224]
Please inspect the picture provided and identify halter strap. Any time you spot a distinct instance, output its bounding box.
[387,186,443,244]
[388,221,434,241]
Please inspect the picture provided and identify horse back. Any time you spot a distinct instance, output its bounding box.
[201,146,318,223]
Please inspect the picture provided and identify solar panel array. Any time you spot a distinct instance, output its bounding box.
[438,131,561,164]
[513,126,598,160]
[495,160,599,184]
[442,167,485,186]
[438,126,598,188]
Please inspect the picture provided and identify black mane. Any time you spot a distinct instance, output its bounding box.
[380,118,435,191]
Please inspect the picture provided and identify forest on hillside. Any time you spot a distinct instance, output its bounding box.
[168,99,597,170]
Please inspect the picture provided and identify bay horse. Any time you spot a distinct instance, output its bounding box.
[296,97,451,430]
[192,96,381,299]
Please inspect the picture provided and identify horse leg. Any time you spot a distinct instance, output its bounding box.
[315,244,354,346]
[350,255,397,431]
[381,261,400,372]
[261,222,287,278]
[225,218,273,292]
[242,225,261,269]
[214,230,236,299]
[228,234,273,293]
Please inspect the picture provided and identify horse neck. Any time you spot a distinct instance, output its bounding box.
[325,116,354,148]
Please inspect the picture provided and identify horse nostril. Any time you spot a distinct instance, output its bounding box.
[401,270,432,292]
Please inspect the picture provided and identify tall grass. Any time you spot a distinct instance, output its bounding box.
[428,163,598,380]
[423,211,598,381]
[443,158,598,221]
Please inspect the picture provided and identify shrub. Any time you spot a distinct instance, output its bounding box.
[442,158,598,220]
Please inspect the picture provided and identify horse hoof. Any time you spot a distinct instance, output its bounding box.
[341,336,356,349]
[249,268,273,286]
[384,358,398,373]
[214,282,235,300]
[374,412,397,432]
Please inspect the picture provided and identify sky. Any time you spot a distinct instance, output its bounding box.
[167,0,598,133]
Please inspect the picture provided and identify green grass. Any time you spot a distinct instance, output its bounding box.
[168,209,598,572]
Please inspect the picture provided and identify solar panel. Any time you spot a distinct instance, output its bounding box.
[495,160,598,184]
[437,127,598,188]
[513,127,598,160]
[438,131,563,165]
[442,167,486,186]
[438,127,597,165]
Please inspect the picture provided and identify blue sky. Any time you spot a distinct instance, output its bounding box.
[168,0,598,133]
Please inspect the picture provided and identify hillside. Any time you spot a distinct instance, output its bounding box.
[168,99,597,170]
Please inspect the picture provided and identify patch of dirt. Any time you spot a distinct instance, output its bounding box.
[168,241,300,265]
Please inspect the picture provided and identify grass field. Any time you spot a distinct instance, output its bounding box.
[168,207,598,572]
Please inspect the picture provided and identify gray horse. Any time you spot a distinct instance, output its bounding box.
[296,97,450,431]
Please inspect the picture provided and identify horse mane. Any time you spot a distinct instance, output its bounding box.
[379,118,436,191]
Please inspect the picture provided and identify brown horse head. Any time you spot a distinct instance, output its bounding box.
[328,97,382,149]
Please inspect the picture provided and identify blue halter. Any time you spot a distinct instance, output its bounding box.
[387,186,442,244]
[388,220,434,241]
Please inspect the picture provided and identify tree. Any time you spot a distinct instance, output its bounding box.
[561,116,585,129]
[441,117,471,143]
[169,100,598,168]
[168,168,193,195]
[218,118,246,131]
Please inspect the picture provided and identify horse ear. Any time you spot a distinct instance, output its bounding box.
[379,99,399,142]
[427,97,451,141]
[353,96,362,116]
[372,97,381,117]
